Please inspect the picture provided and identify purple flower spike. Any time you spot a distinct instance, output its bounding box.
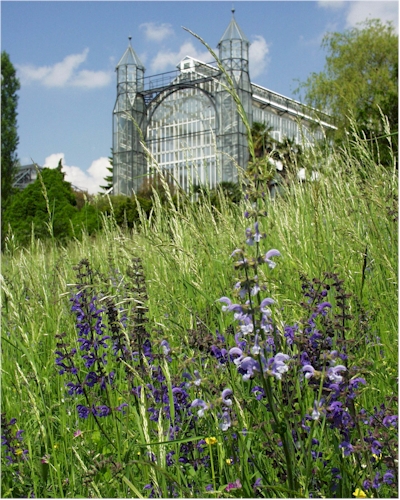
[264,249,281,269]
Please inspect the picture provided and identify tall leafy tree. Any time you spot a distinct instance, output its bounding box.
[297,19,398,163]
[1,51,20,219]
[3,165,78,245]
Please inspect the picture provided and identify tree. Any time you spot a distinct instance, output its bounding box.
[297,19,398,163]
[1,51,20,222]
[3,165,78,245]
[100,149,114,193]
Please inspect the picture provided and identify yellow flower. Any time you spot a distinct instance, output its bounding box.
[353,488,367,498]
[205,437,218,446]
[15,449,23,456]
[226,458,232,465]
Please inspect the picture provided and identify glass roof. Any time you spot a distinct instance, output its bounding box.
[218,10,249,44]
[116,39,145,69]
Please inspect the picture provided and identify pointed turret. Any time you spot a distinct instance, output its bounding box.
[216,9,252,183]
[113,37,147,195]
[217,8,250,82]
[116,37,145,95]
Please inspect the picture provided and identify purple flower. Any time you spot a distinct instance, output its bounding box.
[382,414,397,428]
[383,471,395,485]
[221,388,233,406]
[238,356,260,381]
[370,439,382,456]
[251,386,265,400]
[302,364,316,380]
[317,301,332,314]
[193,370,201,386]
[93,405,111,417]
[264,249,281,269]
[116,403,128,414]
[229,347,243,365]
[267,353,290,380]
[219,411,231,431]
[226,479,242,492]
[191,399,209,417]
[311,400,322,421]
[251,334,261,355]
[160,340,171,355]
[253,478,262,491]
[77,404,90,419]
[85,371,98,387]
[327,365,347,383]
[260,297,274,313]
[339,440,353,456]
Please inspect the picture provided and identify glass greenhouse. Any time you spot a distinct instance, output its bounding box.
[112,12,334,196]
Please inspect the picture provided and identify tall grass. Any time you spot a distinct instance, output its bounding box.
[2,130,397,498]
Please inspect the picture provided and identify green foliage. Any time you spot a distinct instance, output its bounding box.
[297,19,398,163]
[3,166,77,245]
[251,121,275,158]
[71,202,103,237]
[100,149,114,193]
[95,194,153,228]
[1,51,20,234]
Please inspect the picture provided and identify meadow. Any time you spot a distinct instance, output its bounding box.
[1,125,398,498]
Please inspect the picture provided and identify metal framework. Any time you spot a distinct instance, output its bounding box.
[112,12,334,196]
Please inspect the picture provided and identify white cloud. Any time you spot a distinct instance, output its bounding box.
[150,40,212,72]
[345,1,398,31]
[249,35,270,79]
[17,49,112,88]
[140,22,175,42]
[44,153,111,194]
[318,0,398,32]
[318,1,346,10]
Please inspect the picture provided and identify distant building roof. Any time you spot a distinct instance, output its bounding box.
[13,163,43,190]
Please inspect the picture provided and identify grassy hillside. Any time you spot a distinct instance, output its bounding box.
[1,134,397,498]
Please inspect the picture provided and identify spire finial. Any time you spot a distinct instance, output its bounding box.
[128,36,132,45]
[232,5,235,16]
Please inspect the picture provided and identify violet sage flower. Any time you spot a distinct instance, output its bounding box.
[221,388,233,406]
[264,249,281,269]
[327,365,347,383]
[191,399,209,417]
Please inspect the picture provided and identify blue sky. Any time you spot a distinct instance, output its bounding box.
[2,0,398,193]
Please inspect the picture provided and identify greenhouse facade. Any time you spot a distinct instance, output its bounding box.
[112,11,334,195]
